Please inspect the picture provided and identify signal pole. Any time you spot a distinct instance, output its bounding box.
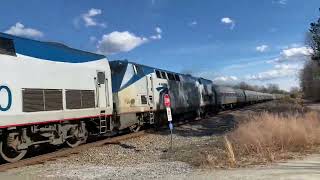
[164,94,173,151]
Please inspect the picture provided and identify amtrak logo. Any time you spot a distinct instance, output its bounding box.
[156,84,169,93]
[0,85,12,111]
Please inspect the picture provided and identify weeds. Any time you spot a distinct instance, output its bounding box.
[228,111,320,164]
[162,100,320,169]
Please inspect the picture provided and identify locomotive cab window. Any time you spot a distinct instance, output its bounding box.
[174,74,180,81]
[160,71,167,79]
[155,70,162,78]
[167,73,175,80]
[0,37,16,56]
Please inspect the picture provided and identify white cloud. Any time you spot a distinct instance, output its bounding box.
[271,46,313,63]
[247,45,313,82]
[82,8,106,27]
[282,47,312,57]
[188,21,198,27]
[155,27,162,34]
[150,34,162,40]
[256,45,269,52]
[221,17,235,29]
[5,22,43,38]
[150,27,162,40]
[278,43,301,50]
[221,17,233,24]
[97,31,148,55]
[246,63,300,81]
[213,75,238,84]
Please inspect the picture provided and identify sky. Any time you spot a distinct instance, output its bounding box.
[0,0,319,91]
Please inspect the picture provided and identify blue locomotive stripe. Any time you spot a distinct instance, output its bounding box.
[0,33,105,63]
[0,86,12,111]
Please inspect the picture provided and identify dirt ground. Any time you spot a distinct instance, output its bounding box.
[1,102,320,180]
[175,154,320,180]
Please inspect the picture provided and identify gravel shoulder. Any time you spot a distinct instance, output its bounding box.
[0,111,235,180]
[1,102,320,180]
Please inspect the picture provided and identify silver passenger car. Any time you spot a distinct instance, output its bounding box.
[215,86,238,108]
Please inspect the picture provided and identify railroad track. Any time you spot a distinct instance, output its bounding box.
[0,130,147,172]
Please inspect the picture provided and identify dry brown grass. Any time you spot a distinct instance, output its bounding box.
[162,100,320,169]
[228,111,320,164]
[254,98,307,114]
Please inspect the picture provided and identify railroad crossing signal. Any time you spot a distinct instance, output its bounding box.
[164,93,173,151]
[164,94,171,107]
[164,94,172,122]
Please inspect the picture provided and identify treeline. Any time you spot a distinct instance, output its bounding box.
[300,9,320,101]
[300,61,320,101]
[233,82,288,94]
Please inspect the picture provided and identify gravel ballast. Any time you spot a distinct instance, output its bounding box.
[0,105,258,180]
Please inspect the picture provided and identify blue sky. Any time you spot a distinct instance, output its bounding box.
[0,0,319,90]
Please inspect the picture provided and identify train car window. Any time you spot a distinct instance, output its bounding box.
[0,37,16,56]
[174,74,180,81]
[155,70,162,78]
[167,73,175,80]
[160,71,167,79]
[97,72,105,84]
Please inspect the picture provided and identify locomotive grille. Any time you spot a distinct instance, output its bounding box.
[23,89,45,112]
[66,90,82,109]
[44,89,63,111]
[66,90,95,109]
[81,90,95,108]
[22,89,63,112]
[23,89,94,112]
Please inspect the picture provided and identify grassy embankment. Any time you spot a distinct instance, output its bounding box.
[163,98,320,168]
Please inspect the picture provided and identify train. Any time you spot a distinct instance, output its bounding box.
[0,33,281,162]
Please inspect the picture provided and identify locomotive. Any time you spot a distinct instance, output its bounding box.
[0,33,278,162]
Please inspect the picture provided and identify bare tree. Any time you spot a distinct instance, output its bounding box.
[309,9,320,61]
[233,82,287,94]
[300,60,320,101]
[301,9,320,101]
[266,83,280,94]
